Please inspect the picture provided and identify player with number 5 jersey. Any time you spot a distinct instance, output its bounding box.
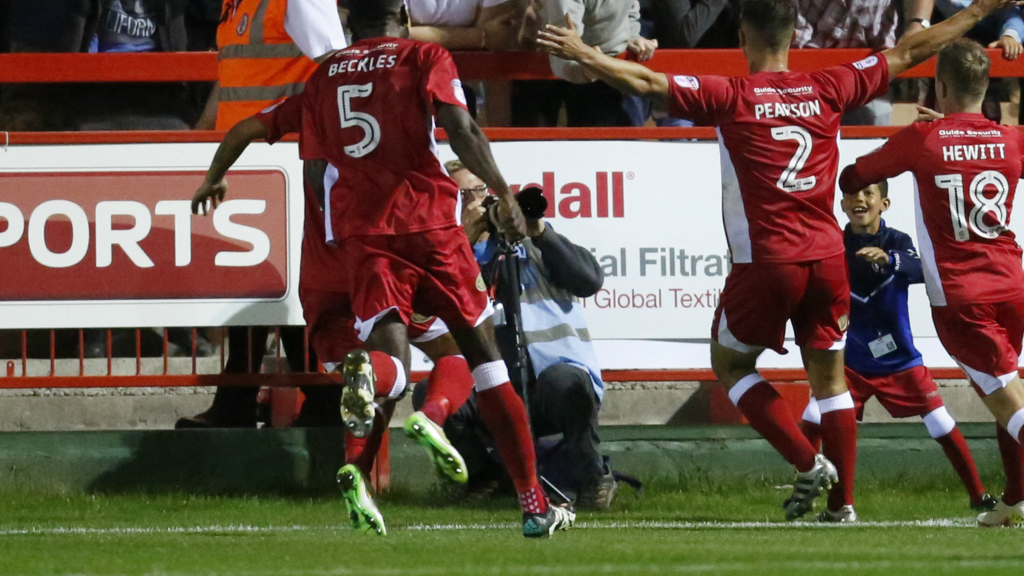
[536,0,1021,521]
[841,40,1024,527]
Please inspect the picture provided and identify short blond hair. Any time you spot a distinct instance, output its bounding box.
[444,159,466,174]
[937,39,991,105]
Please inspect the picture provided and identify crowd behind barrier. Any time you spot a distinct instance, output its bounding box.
[3,0,1024,401]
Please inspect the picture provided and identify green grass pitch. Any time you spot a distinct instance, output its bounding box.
[4,483,1024,576]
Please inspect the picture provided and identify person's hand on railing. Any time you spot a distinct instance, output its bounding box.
[989,34,1023,60]
[536,15,593,62]
[915,105,944,122]
[191,179,228,215]
[626,37,658,62]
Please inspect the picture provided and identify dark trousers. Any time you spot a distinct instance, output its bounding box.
[209,326,335,418]
[511,80,646,127]
[415,362,603,495]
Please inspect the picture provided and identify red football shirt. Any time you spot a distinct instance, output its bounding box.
[254,94,349,291]
[665,55,890,264]
[299,37,468,241]
[840,113,1024,306]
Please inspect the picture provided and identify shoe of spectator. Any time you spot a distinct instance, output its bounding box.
[174,407,257,429]
[577,468,618,510]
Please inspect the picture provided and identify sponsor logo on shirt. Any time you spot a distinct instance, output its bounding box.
[838,314,849,331]
[673,76,700,90]
[753,86,813,96]
[453,79,467,106]
[853,55,879,70]
[939,129,1002,138]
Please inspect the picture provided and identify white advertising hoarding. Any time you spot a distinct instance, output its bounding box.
[2,138,1020,369]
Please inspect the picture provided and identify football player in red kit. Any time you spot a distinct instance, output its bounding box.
[295,0,571,538]
[536,0,1018,520]
[192,90,478,536]
[840,40,1024,527]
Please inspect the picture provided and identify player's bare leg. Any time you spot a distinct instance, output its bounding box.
[712,341,833,520]
[972,375,1024,526]
[451,318,574,538]
[802,347,857,521]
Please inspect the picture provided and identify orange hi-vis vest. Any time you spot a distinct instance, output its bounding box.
[216,0,319,130]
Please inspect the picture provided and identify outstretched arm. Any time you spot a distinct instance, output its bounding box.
[192,117,268,215]
[883,0,1022,76]
[436,103,526,239]
[536,15,670,106]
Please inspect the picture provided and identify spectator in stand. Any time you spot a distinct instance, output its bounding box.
[179,0,347,429]
[70,0,194,130]
[512,0,658,127]
[404,0,522,121]
[923,0,1023,121]
[638,0,740,126]
[794,0,935,125]
[639,0,737,48]
[0,0,93,131]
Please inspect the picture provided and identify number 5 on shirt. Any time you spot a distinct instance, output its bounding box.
[337,83,381,158]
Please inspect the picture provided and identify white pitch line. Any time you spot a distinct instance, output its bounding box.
[0,517,994,537]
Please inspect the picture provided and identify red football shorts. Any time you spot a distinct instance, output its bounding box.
[343,226,491,341]
[299,285,449,368]
[712,253,849,354]
[845,365,944,419]
[931,298,1024,396]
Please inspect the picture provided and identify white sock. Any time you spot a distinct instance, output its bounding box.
[387,356,407,400]
[802,396,821,425]
[817,392,854,414]
[1008,409,1024,444]
[472,361,510,392]
[728,374,765,406]
[923,407,956,439]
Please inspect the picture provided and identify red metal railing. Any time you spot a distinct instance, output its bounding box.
[2,48,1024,83]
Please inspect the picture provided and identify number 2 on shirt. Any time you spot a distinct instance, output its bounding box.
[771,126,816,193]
[337,83,381,158]
[934,171,1010,241]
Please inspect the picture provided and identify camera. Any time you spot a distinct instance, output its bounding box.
[481,186,548,234]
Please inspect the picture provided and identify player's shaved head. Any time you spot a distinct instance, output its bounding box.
[348,0,407,41]
[936,39,990,106]
[740,0,796,51]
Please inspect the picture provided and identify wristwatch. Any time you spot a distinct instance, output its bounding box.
[909,18,931,28]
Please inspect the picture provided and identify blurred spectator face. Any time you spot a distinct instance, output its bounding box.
[452,167,489,207]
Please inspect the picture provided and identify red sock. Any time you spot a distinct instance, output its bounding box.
[802,421,822,454]
[345,403,394,478]
[735,382,817,472]
[821,407,857,511]
[476,382,547,515]
[420,356,474,426]
[934,428,986,504]
[997,424,1024,505]
[368,351,400,399]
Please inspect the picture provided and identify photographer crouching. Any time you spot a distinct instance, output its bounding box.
[414,160,614,509]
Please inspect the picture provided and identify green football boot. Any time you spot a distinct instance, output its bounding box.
[403,411,468,484]
[336,464,386,536]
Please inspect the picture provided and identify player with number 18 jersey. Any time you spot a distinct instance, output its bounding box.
[840,114,1024,392]
[666,55,889,353]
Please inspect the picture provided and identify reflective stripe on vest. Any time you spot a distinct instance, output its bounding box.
[216,0,317,129]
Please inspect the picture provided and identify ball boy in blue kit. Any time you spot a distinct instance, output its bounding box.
[800,180,997,521]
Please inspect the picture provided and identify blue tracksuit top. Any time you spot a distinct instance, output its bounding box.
[845,221,925,376]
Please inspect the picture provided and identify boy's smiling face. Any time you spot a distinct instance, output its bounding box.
[841,183,889,235]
